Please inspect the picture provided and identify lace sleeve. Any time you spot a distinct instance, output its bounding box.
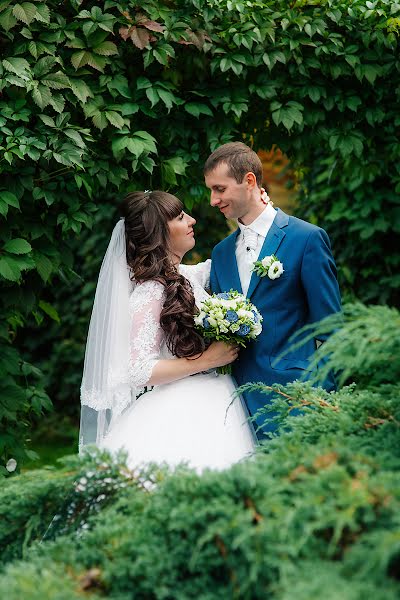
[129,280,166,390]
[179,259,211,289]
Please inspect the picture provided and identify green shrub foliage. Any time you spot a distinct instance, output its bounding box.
[1,0,399,467]
[0,304,399,598]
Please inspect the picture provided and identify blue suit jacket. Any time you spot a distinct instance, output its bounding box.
[210,208,341,433]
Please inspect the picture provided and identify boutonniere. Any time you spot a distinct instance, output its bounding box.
[252,255,284,280]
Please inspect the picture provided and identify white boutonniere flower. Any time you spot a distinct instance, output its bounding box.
[252,254,284,280]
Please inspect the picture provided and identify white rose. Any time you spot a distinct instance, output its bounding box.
[194,312,205,326]
[261,255,273,268]
[237,309,248,318]
[223,300,235,309]
[253,323,263,336]
[268,261,284,280]
[208,317,217,327]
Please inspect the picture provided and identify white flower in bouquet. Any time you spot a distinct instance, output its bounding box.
[194,290,263,374]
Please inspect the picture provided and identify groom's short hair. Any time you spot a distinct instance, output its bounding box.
[204,142,263,186]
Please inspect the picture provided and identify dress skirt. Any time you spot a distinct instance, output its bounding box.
[101,372,256,472]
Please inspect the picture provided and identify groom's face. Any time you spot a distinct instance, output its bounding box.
[205,163,252,221]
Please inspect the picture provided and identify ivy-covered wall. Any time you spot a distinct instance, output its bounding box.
[1,0,399,469]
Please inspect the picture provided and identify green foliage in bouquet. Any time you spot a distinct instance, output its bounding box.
[1,0,399,469]
[0,303,399,598]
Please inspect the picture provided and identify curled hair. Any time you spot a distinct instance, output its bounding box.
[120,191,205,358]
[204,141,263,186]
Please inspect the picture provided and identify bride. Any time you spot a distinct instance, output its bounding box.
[80,190,256,471]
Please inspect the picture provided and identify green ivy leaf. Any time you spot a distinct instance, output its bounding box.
[0,191,20,209]
[185,103,213,118]
[145,88,160,107]
[140,155,155,174]
[105,111,124,128]
[64,129,86,148]
[34,3,50,24]
[38,300,60,323]
[38,114,55,127]
[108,74,131,99]
[34,56,57,77]
[93,41,118,56]
[3,238,32,254]
[120,103,139,116]
[71,50,92,70]
[92,111,108,130]
[2,57,30,76]
[70,79,93,103]
[41,72,71,90]
[0,6,17,31]
[134,131,157,154]
[0,256,21,281]
[31,84,52,109]
[49,93,66,113]
[12,2,37,25]
[0,200,9,218]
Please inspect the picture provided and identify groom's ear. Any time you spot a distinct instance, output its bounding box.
[244,171,257,189]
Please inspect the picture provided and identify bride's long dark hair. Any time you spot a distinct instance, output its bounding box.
[120,191,206,358]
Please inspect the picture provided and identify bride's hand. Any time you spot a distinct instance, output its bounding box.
[201,341,239,370]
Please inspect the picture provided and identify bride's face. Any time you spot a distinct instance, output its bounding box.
[168,210,196,262]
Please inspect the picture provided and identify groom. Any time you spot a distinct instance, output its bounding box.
[204,142,341,436]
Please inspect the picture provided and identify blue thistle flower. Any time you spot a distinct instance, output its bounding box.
[225,310,239,323]
[203,317,211,329]
[237,324,251,337]
[216,292,230,300]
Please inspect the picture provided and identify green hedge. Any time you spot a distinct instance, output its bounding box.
[0,303,399,598]
[1,0,399,468]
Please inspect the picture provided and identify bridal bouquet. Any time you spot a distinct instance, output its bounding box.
[194,290,263,375]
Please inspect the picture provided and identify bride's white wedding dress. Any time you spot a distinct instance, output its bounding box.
[101,260,256,472]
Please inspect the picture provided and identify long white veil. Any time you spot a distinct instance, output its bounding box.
[79,219,136,451]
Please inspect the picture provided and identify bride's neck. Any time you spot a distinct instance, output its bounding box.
[170,253,182,267]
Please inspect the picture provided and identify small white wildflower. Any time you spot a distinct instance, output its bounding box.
[6,458,17,472]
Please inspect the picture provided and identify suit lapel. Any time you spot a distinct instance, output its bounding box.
[247,208,288,299]
[219,229,243,294]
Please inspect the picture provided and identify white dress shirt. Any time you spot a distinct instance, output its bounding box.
[235,203,276,296]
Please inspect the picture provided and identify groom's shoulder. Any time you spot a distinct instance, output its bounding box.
[285,211,326,236]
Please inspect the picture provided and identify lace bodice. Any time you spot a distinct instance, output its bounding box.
[128,260,211,392]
